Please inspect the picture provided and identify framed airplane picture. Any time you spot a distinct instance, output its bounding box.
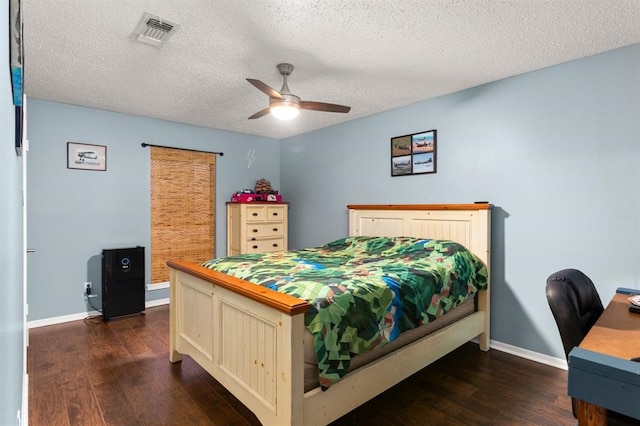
[391,129,437,176]
[67,142,107,171]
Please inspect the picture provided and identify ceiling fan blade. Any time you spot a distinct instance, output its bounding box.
[300,101,351,113]
[248,107,271,120]
[246,78,284,99]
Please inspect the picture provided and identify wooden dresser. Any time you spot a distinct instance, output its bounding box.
[226,202,288,256]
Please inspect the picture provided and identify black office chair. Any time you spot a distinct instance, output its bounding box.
[546,269,639,424]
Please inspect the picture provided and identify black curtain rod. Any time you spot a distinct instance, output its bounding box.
[141,143,223,156]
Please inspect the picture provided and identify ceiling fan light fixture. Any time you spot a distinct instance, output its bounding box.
[247,63,350,120]
[270,101,300,120]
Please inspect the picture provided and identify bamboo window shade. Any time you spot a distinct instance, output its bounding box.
[150,147,215,284]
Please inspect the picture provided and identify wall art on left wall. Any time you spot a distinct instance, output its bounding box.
[10,0,23,155]
[67,142,107,171]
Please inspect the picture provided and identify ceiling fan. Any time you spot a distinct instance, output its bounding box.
[246,63,351,120]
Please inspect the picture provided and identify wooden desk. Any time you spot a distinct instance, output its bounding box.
[568,293,640,425]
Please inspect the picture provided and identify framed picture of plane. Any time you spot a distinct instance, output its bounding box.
[67,142,107,171]
[391,129,437,176]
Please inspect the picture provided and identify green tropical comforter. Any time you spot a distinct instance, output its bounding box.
[202,236,488,389]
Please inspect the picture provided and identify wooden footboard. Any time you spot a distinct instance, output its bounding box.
[168,203,491,425]
[169,259,311,424]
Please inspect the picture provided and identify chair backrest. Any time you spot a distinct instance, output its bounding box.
[545,268,604,359]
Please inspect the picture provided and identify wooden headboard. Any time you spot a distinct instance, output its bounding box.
[347,203,492,269]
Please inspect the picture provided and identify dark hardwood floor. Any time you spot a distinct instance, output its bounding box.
[29,305,575,425]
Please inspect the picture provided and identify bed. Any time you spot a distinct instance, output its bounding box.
[167,203,491,425]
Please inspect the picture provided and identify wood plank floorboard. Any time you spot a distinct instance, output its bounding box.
[29,305,575,425]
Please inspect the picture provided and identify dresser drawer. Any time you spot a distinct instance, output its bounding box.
[245,238,285,253]
[245,206,266,222]
[246,223,284,238]
[266,205,286,221]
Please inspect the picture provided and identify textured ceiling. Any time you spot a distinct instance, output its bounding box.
[22,1,640,139]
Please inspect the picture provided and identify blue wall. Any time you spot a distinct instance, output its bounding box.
[0,1,26,422]
[27,101,280,321]
[281,44,640,360]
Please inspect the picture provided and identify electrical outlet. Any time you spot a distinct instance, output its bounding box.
[85,281,92,295]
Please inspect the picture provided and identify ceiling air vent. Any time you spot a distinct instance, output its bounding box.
[130,12,180,47]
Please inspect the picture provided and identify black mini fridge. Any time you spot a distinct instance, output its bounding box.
[102,246,145,320]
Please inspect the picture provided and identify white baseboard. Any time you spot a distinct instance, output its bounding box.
[27,297,171,329]
[489,339,567,370]
[145,297,170,308]
[147,281,170,291]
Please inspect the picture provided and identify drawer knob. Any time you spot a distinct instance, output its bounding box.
[252,212,258,216]
[252,245,258,249]
[251,238,256,241]
[252,229,258,233]
[272,212,278,216]
[272,228,278,232]
[272,243,278,247]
